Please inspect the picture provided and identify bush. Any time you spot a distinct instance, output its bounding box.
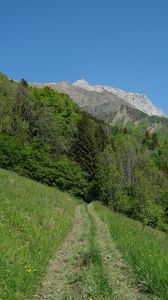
[53,158,89,197]
[0,135,22,168]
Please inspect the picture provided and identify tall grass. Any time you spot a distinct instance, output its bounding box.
[0,168,78,300]
[94,202,168,300]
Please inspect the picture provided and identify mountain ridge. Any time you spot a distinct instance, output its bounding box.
[72,79,166,117]
[32,80,167,128]
[32,79,166,118]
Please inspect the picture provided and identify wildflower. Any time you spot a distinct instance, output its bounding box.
[27,269,32,272]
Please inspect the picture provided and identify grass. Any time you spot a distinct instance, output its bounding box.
[0,168,78,300]
[94,202,168,300]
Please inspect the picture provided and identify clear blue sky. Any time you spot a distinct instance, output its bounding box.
[1,0,168,114]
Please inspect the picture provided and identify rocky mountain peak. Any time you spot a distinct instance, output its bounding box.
[73,79,91,89]
[73,79,166,117]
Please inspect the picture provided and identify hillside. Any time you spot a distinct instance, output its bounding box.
[0,168,78,300]
[1,168,168,299]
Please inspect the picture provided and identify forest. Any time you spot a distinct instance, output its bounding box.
[0,72,168,230]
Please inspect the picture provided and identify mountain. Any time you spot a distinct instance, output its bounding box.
[73,79,165,117]
[33,79,166,126]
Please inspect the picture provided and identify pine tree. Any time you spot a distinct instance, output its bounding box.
[95,122,108,151]
[73,112,98,181]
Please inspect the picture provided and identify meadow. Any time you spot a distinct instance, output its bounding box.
[1,167,168,299]
[0,168,78,300]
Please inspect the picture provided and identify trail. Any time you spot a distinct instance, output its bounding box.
[34,203,154,300]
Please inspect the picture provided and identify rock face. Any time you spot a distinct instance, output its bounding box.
[72,80,165,117]
[32,79,166,125]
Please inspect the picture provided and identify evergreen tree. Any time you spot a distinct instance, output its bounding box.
[73,112,98,181]
[95,122,108,151]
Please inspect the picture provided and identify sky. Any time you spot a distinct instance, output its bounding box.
[0,0,168,115]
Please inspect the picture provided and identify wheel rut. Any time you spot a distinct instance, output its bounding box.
[34,204,86,300]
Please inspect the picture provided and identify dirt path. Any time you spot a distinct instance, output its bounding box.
[88,203,150,300]
[34,203,154,300]
[34,204,88,300]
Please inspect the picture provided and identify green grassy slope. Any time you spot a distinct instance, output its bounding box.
[94,202,168,300]
[0,168,78,300]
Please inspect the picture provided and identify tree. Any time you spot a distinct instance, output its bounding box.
[73,112,98,181]
[11,80,35,140]
[95,122,108,151]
